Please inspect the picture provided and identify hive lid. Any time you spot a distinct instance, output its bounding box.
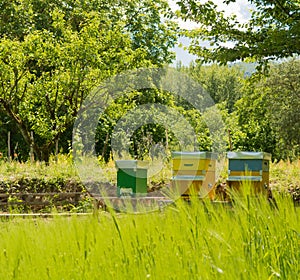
[227,151,271,160]
[115,160,149,169]
[171,151,218,159]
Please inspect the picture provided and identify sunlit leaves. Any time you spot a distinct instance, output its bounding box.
[177,0,300,67]
[0,0,177,160]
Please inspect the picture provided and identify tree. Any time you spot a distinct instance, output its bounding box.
[182,63,245,112]
[0,18,140,161]
[230,81,277,155]
[0,0,177,65]
[260,59,300,159]
[177,0,300,69]
[228,59,300,160]
[0,0,177,161]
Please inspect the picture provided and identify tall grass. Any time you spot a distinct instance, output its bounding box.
[0,154,77,181]
[0,157,299,278]
[270,160,300,189]
[0,194,299,279]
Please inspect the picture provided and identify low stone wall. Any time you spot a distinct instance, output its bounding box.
[0,178,92,213]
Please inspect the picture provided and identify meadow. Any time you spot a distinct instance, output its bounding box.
[0,158,299,279]
[0,194,299,279]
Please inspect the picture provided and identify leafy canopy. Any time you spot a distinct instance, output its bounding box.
[177,0,300,68]
[0,0,178,161]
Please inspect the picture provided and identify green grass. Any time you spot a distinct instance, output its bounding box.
[0,194,299,279]
[0,154,77,181]
[270,160,300,190]
[0,156,299,278]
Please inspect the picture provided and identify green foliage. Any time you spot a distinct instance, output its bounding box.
[229,59,300,160]
[262,59,300,159]
[229,79,276,154]
[182,63,245,112]
[178,59,298,161]
[95,86,216,162]
[177,0,300,69]
[85,58,299,162]
[0,0,177,64]
[0,0,177,161]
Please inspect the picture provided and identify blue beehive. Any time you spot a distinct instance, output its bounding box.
[227,151,271,196]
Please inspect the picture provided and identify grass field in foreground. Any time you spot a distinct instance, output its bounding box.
[0,194,299,279]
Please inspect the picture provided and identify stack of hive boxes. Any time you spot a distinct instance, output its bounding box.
[226,151,271,197]
[171,151,218,199]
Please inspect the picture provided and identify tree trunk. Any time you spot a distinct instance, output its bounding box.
[7,131,11,162]
[1,99,59,163]
[30,131,34,163]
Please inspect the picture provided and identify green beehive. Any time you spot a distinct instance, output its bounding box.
[115,160,148,196]
[227,151,271,196]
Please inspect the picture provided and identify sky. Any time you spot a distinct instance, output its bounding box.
[169,0,253,65]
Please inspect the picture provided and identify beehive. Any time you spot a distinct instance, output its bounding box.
[115,160,148,196]
[171,151,218,199]
[226,151,271,197]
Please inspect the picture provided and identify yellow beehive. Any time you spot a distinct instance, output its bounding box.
[171,151,218,199]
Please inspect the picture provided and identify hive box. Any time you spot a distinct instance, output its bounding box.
[226,151,271,197]
[115,160,148,197]
[171,151,218,199]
